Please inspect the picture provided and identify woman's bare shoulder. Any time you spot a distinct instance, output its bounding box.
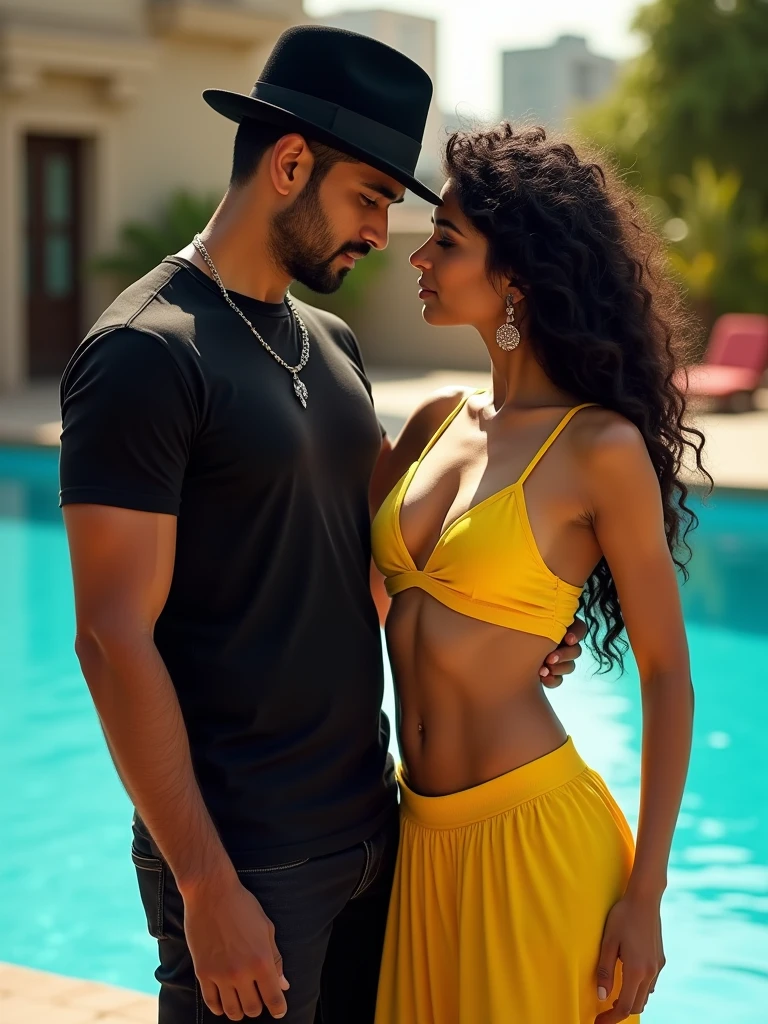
[570,406,658,499]
[371,385,478,511]
[399,384,479,449]
[571,407,647,456]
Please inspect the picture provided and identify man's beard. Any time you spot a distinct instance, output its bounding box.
[268,178,370,294]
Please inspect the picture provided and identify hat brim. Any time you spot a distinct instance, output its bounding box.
[203,89,442,206]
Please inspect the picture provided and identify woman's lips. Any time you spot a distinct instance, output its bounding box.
[418,287,437,299]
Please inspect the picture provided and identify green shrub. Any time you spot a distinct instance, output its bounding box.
[92,190,219,283]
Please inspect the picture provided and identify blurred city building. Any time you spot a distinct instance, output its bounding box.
[0,0,302,391]
[502,34,617,130]
[318,8,444,200]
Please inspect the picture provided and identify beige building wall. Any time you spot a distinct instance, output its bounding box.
[0,0,302,391]
[0,0,146,32]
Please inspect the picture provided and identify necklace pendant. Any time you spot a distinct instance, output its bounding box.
[293,374,308,408]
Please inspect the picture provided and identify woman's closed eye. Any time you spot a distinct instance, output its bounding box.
[436,238,455,249]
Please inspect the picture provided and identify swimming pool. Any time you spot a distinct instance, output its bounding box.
[1,446,766,1021]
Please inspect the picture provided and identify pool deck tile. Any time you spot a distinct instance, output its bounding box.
[64,981,157,1013]
[0,963,157,1024]
[117,1001,159,1023]
[1,373,767,491]
[0,994,96,1024]
[0,384,63,447]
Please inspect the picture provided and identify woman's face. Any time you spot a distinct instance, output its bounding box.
[410,182,507,330]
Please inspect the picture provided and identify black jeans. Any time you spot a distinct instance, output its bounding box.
[131,812,400,1024]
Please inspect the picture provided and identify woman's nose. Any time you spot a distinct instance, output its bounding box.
[410,247,430,270]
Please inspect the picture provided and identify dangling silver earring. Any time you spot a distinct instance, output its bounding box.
[496,294,521,351]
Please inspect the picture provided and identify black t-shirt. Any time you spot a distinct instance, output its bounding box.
[59,256,395,866]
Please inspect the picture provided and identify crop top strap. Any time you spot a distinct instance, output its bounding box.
[414,388,487,467]
[517,403,599,487]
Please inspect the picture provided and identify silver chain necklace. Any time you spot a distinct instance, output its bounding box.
[192,233,310,408]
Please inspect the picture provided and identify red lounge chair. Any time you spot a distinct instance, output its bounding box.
[675,313,768,409]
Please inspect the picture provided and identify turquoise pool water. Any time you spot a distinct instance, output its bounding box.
[1,446,766,1021]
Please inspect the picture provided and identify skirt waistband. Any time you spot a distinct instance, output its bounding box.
[397,736,588,829]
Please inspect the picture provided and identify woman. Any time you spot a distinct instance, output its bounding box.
[370,125,705,1024]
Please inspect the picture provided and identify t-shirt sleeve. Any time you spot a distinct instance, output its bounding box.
[341,326,387,440]
[59,327,200,515]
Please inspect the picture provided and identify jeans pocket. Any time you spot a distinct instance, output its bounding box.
[236,858,310,876]
[131,846,167,939]
[352,811,400,900]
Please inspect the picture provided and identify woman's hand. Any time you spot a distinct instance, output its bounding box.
[594,894,666,1022]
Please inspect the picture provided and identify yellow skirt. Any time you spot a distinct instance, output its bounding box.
[374,737,639,1024]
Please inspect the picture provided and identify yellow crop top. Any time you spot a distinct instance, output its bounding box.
[371,394,597,644]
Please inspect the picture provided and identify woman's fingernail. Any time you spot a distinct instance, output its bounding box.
[540,668,549,677]
[567,633,576,644]
[598,987,608,1001]
[549,654,559,664]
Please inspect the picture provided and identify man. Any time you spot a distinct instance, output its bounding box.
[59,25,585,1024]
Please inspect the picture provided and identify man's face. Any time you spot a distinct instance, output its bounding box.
[268,159,406,293]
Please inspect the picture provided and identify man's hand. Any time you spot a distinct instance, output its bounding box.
[183,873,290,1020]
[538,616,587,688]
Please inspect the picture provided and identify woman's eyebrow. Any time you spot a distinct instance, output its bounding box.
[431,215,465,237]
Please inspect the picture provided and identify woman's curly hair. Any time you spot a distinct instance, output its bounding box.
[443,122,710,672]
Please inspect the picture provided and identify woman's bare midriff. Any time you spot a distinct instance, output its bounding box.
[386,588,569,797]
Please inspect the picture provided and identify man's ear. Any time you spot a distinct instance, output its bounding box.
[268,133,315,199]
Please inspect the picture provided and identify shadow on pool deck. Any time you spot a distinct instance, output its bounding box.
[1,371,767,491]
[0,962,156,1024]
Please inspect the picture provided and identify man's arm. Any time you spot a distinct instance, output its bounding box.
[369,433,394,627]
[64,503,289,1020]
[59,325,289,1021]
[66,504,221,887]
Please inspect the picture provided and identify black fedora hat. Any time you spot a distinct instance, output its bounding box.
[203,24,441,205]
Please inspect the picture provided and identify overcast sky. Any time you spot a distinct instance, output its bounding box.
[305,0,645,116]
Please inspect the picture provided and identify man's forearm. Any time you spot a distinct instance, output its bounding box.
[76,629,235,893]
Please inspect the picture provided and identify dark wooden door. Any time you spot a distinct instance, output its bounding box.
[25,135,83,378]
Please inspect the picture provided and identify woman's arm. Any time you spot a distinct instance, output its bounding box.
[582,413,694,1023]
